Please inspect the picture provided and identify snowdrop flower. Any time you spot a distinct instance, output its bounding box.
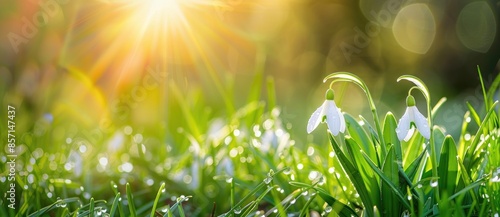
[396,95,430,141]
[307,89,346,135]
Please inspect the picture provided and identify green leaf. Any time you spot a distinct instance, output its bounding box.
[381,146,402,217]
[404,150,426,183]
[485,68,500,108]
[89,198,95,217]
[289,181,358,217]
[28,198,80,217]
[151,183,166,217]
[328,133,374,216]
[382,112,401,163]
[126,183,137,217]
[464,101,499,169]
[431,97,447,116]
[361,151,411,209]
[477,66,489,113]
[266,76,276,110]
[345,114,377,163]
[466,102,481,126]
[298,193,317,217]
[448,176,488,201]
[433,126,446,162]
[110,193,121,217]
[344,137,380,208]
[438,136,458,197]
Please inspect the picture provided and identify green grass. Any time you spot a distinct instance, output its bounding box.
[1,68,499,216]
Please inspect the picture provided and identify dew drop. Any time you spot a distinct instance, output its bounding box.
[264,177,272,184]
[290,199,297,204]
[226,177,233,183]
[268,169,275,177]
[417,183,423,188]
[283,167,291,175]
[325,206,332,213]
[302,190,309,196]
[430,179,438,188]
[233,206,242,214]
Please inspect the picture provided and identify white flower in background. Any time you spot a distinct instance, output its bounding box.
[67,150,82,177]
[396,95,430,141]
[307,89,346,135]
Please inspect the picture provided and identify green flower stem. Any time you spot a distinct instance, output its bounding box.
[324,72,387,157]
[397,75,440,201]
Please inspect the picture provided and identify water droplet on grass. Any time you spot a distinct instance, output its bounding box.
[283,167,291,175]
[430,179,438,188]
[325,206,332,213]
[290,199,297,204]
[233,206,242,214]
[264,177,272,184]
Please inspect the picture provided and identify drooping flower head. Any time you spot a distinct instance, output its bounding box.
[396,95,430,141]
[307,89,346,135]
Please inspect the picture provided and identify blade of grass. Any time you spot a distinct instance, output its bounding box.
[383,112,401,164]
[89,198,95,217]
[28,198,80,217]
[289,181,358,216]
[329,133,374,216]
[150,183,166,217]
[126,183,137,217]
[448,178,487,201]
[431,97,447,116]
[344,136,380,209]
[298,193,317,217]
[381,146,401,217]
[361,151,411,209]
[111,181,125,217]
[266,76,276,110]
[466,102,482,126]
[477,66,489,113]
[110,193,121,217]
[438,136,458,197]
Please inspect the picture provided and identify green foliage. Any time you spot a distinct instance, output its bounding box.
[0,68,499,216]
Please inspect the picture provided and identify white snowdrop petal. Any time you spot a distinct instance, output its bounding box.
[338,108,346,133]
[396,107,412,141]
[307,102,325,134]
[412,106,430,139]
[325,100,341,135]
[404,127,415,142]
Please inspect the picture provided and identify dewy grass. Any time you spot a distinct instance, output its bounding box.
[1,68,499,216]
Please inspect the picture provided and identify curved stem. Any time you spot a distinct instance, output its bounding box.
[397,75,439,201]
[324,72,387,157]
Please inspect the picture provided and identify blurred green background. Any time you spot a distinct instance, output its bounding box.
[0,0,500,214]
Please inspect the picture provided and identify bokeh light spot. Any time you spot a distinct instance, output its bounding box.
[456,2,497,53]
[392,3,436,54]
